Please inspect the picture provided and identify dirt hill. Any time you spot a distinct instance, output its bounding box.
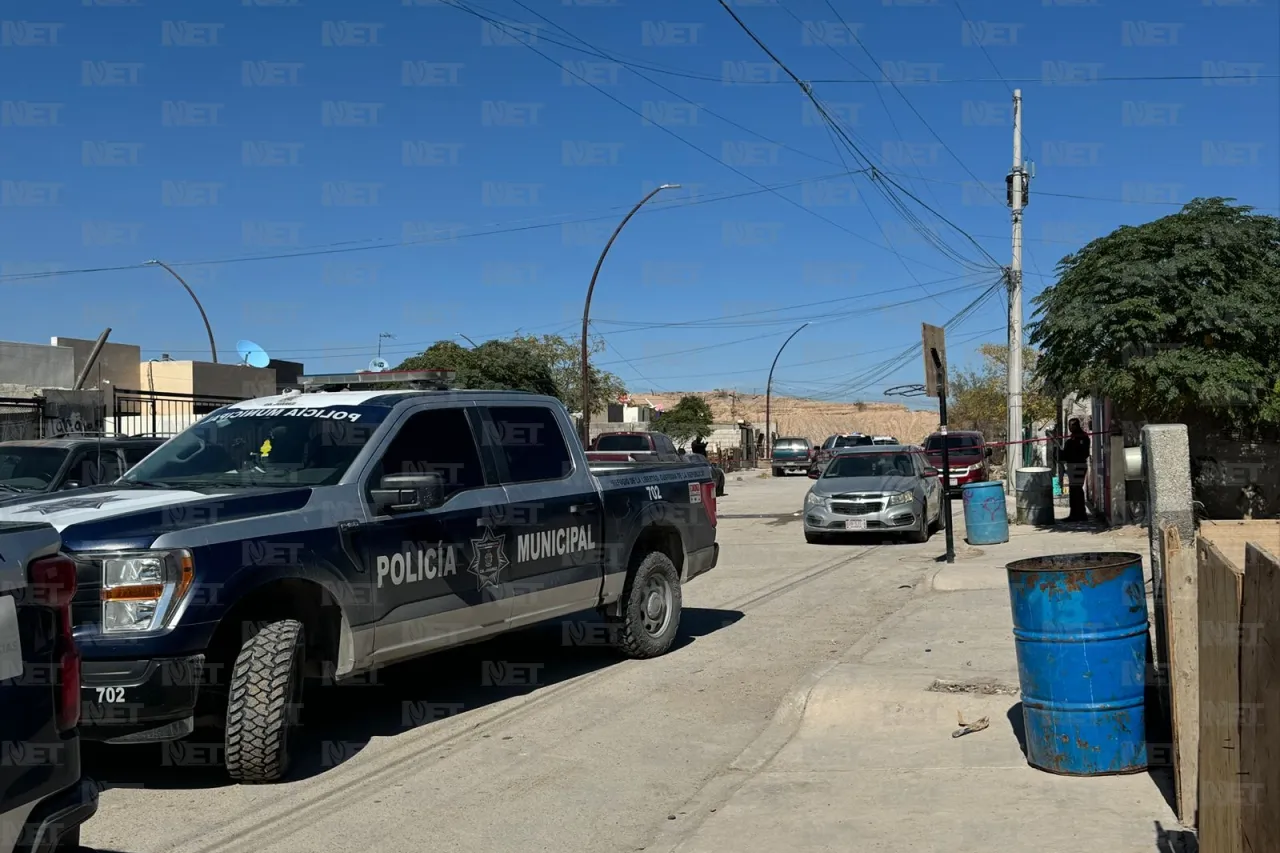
[639,391,940,446]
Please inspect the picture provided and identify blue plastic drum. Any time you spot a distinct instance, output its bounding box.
[961,480,1009,545]
[1006,552,1149,776]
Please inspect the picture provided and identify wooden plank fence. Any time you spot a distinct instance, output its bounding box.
[1191,536,1280,852]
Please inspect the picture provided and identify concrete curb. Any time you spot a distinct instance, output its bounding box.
[643,580,935,853]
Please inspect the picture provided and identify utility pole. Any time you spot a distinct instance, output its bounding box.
[934,348,955,565]
[1005,88,1026,490]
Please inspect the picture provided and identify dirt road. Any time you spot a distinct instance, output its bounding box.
[82,473,939,853]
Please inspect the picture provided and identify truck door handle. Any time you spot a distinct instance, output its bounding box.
[570,503,597,515]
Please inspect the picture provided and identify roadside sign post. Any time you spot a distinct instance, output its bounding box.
[923,323,955,564]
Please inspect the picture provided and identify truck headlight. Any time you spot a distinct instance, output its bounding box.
[885,491,914,506]
[805,492,827,509]
[101,550,194,634]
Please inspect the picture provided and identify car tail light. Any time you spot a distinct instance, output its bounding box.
[700,481,716,526]
[29,555,81,732]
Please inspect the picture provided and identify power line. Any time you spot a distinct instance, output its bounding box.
[499,0,849,173]
[805,73,1280,85]
[713,0,1003,275]
[791,280,1004,401]
[0,169,870,284]
[592,281,997,367]
[443,0,980,280]
[876,170,1280,211]
[809,0,1007,210]
[598,332,670,393]
[594,272,991,332]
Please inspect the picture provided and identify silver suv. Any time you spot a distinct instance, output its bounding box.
[802,445,943,544]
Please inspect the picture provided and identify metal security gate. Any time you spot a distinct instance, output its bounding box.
[111,389,246,437]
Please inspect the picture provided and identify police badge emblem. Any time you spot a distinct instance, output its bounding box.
[468,527,510,592]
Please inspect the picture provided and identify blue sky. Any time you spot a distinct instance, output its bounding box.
[1,0,1276,404]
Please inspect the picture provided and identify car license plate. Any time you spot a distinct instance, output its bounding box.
[843,519,867,531]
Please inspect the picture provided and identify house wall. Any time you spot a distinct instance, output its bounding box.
[50,336,141,392]
[191,362,275,399]
[0,341,75,387]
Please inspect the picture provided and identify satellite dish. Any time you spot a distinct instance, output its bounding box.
[236,340,271,369]
[367,358,390,373]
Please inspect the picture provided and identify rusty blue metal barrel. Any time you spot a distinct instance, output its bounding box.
[1005,552,1149,775]
[961,480,1008,545]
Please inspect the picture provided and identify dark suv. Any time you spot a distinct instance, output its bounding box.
[808,433,874,478]
[0,436,165,502]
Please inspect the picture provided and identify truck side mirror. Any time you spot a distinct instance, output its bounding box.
[372,472,444,515]
[922,468,939,478]
[985,447,993,458]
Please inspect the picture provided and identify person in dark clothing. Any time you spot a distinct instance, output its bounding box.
[691,437,708,457]
[1060,418,1091,522]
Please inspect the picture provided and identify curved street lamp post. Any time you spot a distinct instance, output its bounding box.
[145,259,218,364]
[580,183,681,444]
[765,322,810,470]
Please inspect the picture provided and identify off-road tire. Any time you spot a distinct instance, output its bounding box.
[611,552,682,659]
[715,478,726,497]
[224,619,305,784]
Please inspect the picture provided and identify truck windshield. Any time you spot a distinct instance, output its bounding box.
[0,447,68,491]
[832,435,872,449]
[825,452,915,478]
[119,404,390,488]
[925,435,982,452]
[595,434,651,452]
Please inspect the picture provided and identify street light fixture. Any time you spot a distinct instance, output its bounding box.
[144,259,218,364]
[580,183,681,444]
[765,323,810,465]
[457,333,479,348]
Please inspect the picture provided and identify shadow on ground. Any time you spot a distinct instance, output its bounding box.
[1006,700,1182,829]
[83,607,743,791]
[1154,821,1198,852]
[1025,517,1125,536]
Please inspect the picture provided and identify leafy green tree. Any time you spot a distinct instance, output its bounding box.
[507,333,628,415]
[948,344,1057,442]
[393,333,626,411]
[395,339,559,398]
[1029,198,1280,425]
[652,395,715,444]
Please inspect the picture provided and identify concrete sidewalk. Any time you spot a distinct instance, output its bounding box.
[649,516,1193,853]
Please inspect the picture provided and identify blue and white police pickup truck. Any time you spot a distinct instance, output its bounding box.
[0,387,719,783]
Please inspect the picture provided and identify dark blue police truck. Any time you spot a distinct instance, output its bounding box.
[0,383,719,783]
